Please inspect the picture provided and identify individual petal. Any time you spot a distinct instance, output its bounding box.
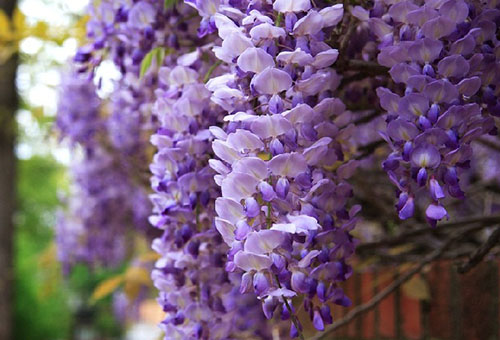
[215,218,236,246]
[244,197,260,218]
[227,129,264,152]
[312,49,339,68]
[242,9,274,25]
[215,197,245,224]
[429,178,445,201]
[388,1,419,23]
[232,157,268,180]
[212,140,241,164]
[221,172,260,201]
[399,93,430,117]
[421,16,456,39]
[295,70,337,96]
[219,31,253,61]
[313,309,325,331]
[259,181,276,201]
[287,214,321,233]
[273,0,311,13]
[423,80,459,104]
[408,38,443,64]
[298,250,320,268]
[437,55,469,78]
[268,152,308,177]
[439,0,469,23]
[450,33,476,55]
[369,17,393,40]
[389,63,420,84]
[250,114,294,139]
[457,77,481,97]
[253,272,270,295]
[411,144,441,168]
[303,137,332,165]
[376,87,401,113]
[244,230,285,255]
[283,103,318,125]
[293,10,325,36]
[425,203,448,221]
[237,47,275,73]
[291,271,309,293]
[250,23,286,41]
[209,126,227,140]
[234,251,273,271]
[251,67,293,95]
[319,4,344,27]
[398,195,414,220]
[276,49,314,66]
[407,5,438,26]
[169,66,199,86]
[271,223,297,233]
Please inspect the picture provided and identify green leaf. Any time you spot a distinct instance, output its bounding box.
[164,0,177,10]
[139,50,154,79]
[140,47,168,79]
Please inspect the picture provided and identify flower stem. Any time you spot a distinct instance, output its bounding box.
[274,274,305,340]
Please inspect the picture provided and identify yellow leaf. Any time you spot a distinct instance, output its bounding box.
[138,251,161,263]
[12,8,26,38]
[124,266,151,301]
[91,275,124,302]
[30,21,49,40]
[0,10,12,41]
[402,274,430,301]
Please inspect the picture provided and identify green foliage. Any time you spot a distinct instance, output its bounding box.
[164,0,178,10]
[140,47,169,78]
[13,156,124,340]
[14,156,71,340]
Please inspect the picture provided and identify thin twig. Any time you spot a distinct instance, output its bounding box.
[203,60,221,83]
[309,228,471,340]
[357,215,500,253]
[355,140,385,160]
[457,225,500,274]
[476,137,500,153]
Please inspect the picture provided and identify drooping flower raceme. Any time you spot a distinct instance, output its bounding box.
[366,0,499,225]
[187,0,360,336]
[148,4,274,339]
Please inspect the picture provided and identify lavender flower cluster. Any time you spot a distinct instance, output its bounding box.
[363,0,499,225]
[56,0,499,338]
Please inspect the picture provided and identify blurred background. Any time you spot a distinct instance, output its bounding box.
[0,0,162,339]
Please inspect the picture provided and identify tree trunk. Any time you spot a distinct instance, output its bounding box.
[0,0,18,339]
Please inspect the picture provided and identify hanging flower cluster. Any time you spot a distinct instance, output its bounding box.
[183,0,360,336]
[359,0,499,225]
[56,71,152,273]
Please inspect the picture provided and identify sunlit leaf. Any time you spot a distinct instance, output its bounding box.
[0,10,12,41]
[12,8,26,38]
[90,275,124,302]
[124,266,151,300]
[402,274,430,301]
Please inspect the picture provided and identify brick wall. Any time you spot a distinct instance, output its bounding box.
[327,260,500,340]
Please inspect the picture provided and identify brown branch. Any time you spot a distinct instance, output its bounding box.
[354,140,385,160]
[309,228,472,340]
[476,137,500,153]
[457,225,500,274]
[357,215,500,254]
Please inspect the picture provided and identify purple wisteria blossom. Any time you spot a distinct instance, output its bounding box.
[187,0,359,336]
[369,0,499,225]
